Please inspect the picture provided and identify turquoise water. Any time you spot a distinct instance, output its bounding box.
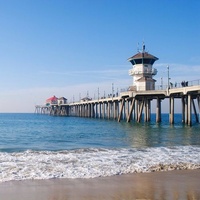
[0,113,200,182]
[0,113,199,152]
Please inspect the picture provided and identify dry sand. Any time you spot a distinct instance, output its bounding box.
[0,169,200,200]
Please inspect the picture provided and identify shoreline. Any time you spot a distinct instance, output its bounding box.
[0,169,200,200]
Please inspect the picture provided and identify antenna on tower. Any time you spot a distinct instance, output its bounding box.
[142,41,145,53]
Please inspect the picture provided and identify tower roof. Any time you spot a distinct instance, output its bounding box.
[128,51,158,65]
[46,95,58,102]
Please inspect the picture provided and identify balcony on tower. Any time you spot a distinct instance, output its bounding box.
[129,67,157,76]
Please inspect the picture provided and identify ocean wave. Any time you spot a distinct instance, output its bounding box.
[0,146,200,182]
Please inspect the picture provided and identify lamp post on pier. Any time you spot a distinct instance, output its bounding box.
[167,65,170,92]
[160,77,163,90]
[97,87,99,101]
[112,83,114,99]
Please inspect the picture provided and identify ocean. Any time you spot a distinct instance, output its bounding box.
[0,113,200,182]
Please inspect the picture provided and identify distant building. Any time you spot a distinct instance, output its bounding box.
[81,97,92,102]
[128,44,158,91]
[46,95,58,106]
[58,97,67,105]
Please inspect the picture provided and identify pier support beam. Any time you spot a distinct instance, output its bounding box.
[187,94,192,126]
[95,103,98,118]
[118,98,125,122]
[147,99,151,122]
[107,102,111,119]
[198,96,200,123]
[114,101,119,120]
[125,99,130,121]
[137,98,144,123]
[169,96,174,124]
[102,102,105,119]
[91,104,94,118]
[192,98,199,123]
[181,96,185,123]
[144,98,151,122]
[99,103,102,119]
[156,97,162,123]
[127,98,135,122]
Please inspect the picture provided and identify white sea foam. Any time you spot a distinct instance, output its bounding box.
[0,146,200,182]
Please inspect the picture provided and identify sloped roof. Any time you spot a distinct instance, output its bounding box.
[46,95,58,102]
[128,52,158,61]
[81,97,92,101]
[58,97,67,100]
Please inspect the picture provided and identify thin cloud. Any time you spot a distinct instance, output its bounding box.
[39,69,129,83]
[189,56,200,63]
[40,69,128,75]
[155,62,200,85]
[155,63,200,76]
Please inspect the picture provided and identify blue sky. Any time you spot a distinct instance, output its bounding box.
[0,0,200,112]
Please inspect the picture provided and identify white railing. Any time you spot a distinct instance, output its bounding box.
[129,68,157,76]
[119,79,200,93]
[156,79,200,90]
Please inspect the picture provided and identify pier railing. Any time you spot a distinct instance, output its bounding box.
[119,79,200,93]
[155,79,200,90]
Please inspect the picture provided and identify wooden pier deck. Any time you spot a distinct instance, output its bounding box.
[35,84,200,126]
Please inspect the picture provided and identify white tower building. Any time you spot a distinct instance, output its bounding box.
[128,45,158,91]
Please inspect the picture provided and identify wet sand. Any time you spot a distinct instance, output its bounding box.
[0,170,200,200]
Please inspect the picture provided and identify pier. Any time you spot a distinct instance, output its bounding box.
[35,84,200,126]
[35,46,200,126]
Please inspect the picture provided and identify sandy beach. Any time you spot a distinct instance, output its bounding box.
[0,169,200,200]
